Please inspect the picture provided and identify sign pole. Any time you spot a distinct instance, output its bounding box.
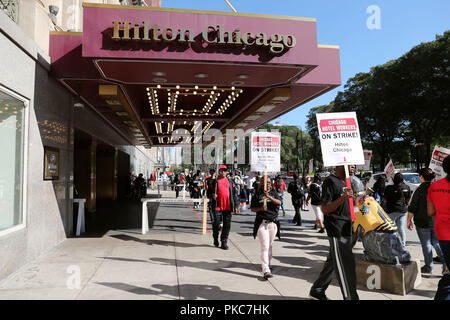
[263,170,267,207]
[344,165,355,221]
[202,198,207,235]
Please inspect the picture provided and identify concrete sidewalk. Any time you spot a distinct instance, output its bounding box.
[0,190,443,300]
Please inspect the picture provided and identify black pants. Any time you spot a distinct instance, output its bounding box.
[311,235,359,300]
[435,240,450,300]
[192,191,201,207]
[208,198,216,223]
[293,202,302,225]
[213,210,232,243]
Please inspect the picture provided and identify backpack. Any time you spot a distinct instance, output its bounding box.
[290,180,305,199]
[311,183,322,202]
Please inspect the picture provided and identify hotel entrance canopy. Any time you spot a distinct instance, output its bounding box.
[49,3,341,147]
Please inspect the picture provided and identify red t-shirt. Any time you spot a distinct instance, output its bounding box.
[428,178,450,241]
[274,181,286,192]
[216,177,231,211]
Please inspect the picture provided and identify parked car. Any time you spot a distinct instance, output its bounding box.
[402,172,420,195]
[366,171,420,203]
[366,172,387,190]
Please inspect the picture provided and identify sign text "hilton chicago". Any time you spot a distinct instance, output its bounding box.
[112,21,297,54]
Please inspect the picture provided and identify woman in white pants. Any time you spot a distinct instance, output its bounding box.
[251,177,282,279]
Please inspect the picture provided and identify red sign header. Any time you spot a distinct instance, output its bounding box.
[319,118,357,133]
[432,149,449,162]
[252,136,280,147]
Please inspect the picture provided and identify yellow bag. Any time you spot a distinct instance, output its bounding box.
[353,196,397,238]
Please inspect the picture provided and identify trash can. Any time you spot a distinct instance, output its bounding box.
[163,181,168,191]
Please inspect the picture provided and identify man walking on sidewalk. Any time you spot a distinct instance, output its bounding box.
[212,165,238,250]
[309,165,360,300]
[288,173,306,226]
[205,168,217,223]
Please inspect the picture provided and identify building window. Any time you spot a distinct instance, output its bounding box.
[0,87,27,234]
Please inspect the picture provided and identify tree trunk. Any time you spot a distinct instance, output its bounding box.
[425,137,431,168]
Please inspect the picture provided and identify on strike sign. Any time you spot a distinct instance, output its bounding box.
[250,132,281,173]
[384,159,395,183]
[429,145,450,180]
[316,112,365,167]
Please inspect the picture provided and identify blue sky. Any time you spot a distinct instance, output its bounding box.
[163,0,450,128]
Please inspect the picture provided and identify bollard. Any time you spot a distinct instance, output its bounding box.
[141,199,149,234]
[73,198,86,237]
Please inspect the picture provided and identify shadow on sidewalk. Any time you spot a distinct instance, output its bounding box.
[95,282,309,300]
[110,234,211,249]
[149,257,323,284]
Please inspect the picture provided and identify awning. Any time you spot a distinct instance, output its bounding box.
[49,3,341,147]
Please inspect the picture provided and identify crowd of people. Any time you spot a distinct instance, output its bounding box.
[128,155,450,300]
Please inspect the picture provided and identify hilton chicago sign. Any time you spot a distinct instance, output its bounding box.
[111,20,297,54]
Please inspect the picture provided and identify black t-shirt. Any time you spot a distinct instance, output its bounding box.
[309,183,322,206]
[288,180,305,201]
[190,180,201,192]
[321,174,352,237]
[384,182,411,213]
[408,182,433,229]
[251,189,281,219]
[206,177,216,198]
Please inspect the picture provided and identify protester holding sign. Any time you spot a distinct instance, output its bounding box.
[312,112,366,300]
[309,165,360,301]
[251,177,282,279]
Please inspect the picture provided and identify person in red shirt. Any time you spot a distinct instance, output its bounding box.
[212,165,238,250]
[150,171,156,190]
[428,155,450,299]
[274,176,286,216]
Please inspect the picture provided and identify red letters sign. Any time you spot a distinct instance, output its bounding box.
[319,118,357,133]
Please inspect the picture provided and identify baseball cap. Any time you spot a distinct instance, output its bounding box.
[218,165,228,171]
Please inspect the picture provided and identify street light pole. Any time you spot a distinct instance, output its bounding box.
[295,125,305,174]
[296,130,300,172]
[300,128,305,173]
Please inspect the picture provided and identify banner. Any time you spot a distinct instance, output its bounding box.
[384,159,395,183]
[250,132,281,173]
[316,112,365,167]
[429,145,450,181]
[356,150,373,171]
